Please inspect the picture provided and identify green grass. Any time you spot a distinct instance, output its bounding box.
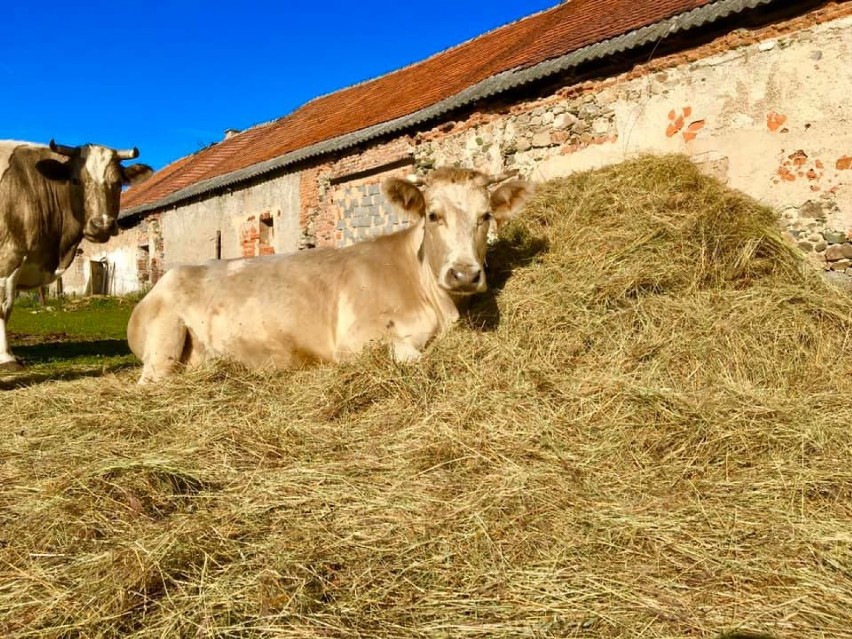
[10,294,135,338]
[4,295,137,387]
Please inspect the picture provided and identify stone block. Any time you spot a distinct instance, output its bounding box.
[825,244,845,261]
[578,103,600,119]
[592,117,610,135]
[553,112,578,130]
[531,132,552,148]
[824,230,846,244]
[830,259,852,271]
[799,200,825,219]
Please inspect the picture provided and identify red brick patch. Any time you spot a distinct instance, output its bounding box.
[666,109,685,137]
[837,156,852,170]
[789,150,808,167]
[682,119,705,142]
[667,107,705,141]
[777,166,796,182]
[767,112,787,132]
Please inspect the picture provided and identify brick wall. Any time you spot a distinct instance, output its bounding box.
[300,137,415,249]
[136,214,163,286]
[331,164,418,247]
[240,211,278,257]
[160,171,300,271]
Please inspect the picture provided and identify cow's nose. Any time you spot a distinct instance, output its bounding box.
[90,216,114,230]
[446,265,482,289]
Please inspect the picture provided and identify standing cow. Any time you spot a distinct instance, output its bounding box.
[0,140,153,370]
[128,167,532,383]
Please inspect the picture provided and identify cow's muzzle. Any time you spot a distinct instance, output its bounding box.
[84,217,118,242]
[442,263,485,295]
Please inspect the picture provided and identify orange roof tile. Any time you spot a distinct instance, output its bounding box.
[122,0,713,212]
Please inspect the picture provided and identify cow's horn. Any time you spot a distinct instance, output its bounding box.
[116,147,140,160]
[485,169,520,185]
[49,139,78,156]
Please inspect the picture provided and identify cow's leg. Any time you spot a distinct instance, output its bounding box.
[0,266,22,371]
[392,340,422,363]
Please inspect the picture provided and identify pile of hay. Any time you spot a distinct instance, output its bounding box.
[2,155,851,638]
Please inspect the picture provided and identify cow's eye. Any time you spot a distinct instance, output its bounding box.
[482,212,493,223]
[428,212,439,223]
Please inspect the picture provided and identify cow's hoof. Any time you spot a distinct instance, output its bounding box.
[0,359,24,372]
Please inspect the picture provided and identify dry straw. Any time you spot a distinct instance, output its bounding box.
[2,155,850,638]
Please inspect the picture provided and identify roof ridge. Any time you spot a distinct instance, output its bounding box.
[289,2,564,115]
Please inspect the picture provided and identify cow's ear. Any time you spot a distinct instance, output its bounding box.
[121,163,154,186]
[490,180,534,225]
[35,159,72,182]
[383,178,426,216]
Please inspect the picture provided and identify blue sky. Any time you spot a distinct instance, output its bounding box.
[2,1,557,171]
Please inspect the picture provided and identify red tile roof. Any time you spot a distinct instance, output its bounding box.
[122,0,712,211]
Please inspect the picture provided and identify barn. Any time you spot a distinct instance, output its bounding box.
[59,0,852,295]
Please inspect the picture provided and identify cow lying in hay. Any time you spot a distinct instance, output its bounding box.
[128,168,533,383]
[0,140,153,370]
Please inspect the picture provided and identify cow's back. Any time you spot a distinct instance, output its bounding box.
[189,229,426,363]
[130,224,436,376]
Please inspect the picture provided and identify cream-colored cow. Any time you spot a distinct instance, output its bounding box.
[127,167,532,383]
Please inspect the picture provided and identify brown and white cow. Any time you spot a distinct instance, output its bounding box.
[128,167,532,383]
[0,140,153,369]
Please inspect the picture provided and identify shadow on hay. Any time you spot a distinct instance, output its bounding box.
[464,223,549,331]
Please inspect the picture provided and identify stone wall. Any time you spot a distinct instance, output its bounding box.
[331,165,417,247]
[59,219,160,296]
[160,172,300,270]
[300,137,416,249]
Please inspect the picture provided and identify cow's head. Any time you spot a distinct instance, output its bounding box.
[384,167,532,296]
[37,140,154,243]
